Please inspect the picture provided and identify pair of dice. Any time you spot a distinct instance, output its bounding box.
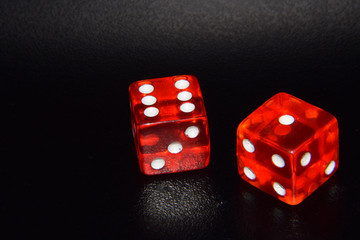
[129,75,339,205]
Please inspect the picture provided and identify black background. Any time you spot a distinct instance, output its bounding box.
[2,1,360,239]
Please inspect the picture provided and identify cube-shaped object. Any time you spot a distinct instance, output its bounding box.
[236,92,339,205]
[129,75,210,175]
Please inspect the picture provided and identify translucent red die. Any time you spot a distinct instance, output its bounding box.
[129,75,210,175]
[237,92,339,205]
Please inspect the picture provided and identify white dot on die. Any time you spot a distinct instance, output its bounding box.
[144,107,159,117]
[139,84,154,94]
[273,182,286,196]
[168,142,183,154]
[184,126,199,138]
[175,79,190,89]
[151,158,165,170]
[244,167,256,180]
[272,154,285,168]
[279,115,295,125]
[325,160,336,175]
[180,102,195,113]
[177,91,192,101]
[141,95,157,106]
[300,152,311,167]
[242,139,255,153]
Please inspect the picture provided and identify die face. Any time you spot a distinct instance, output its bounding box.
[237,135,297,204]
[237,92,339,205]
[242,92,335,151]
[129,75,206,125]
[129,75,210,175]
[292,118,339,202]
[136,117,210,175]
[294,117,339,175]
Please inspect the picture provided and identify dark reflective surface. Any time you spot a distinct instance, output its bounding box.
[135,171,225,239]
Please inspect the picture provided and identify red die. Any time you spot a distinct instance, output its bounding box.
[237,92,339,205]
[129,75,210,175]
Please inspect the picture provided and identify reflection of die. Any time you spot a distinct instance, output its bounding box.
[129,75,210,175]
[237,92,339,205]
